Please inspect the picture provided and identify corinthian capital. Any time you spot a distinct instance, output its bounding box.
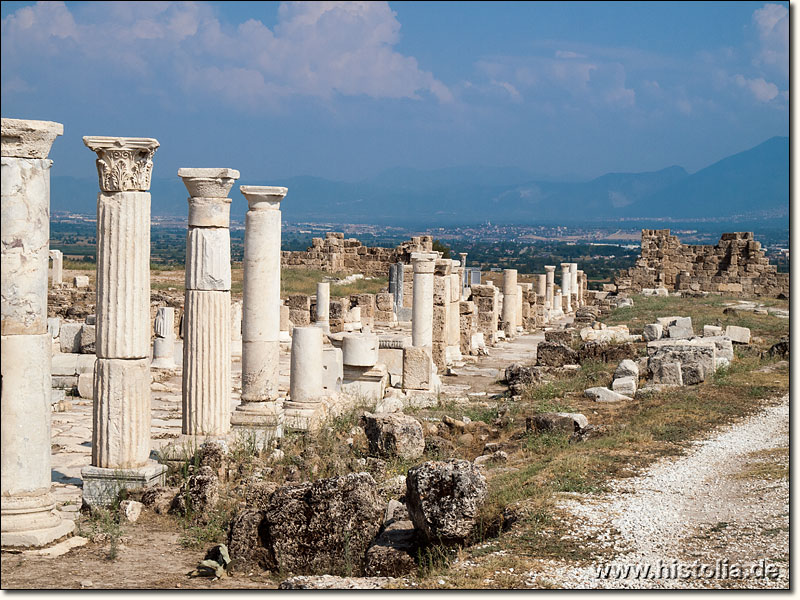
[83,136,160,192]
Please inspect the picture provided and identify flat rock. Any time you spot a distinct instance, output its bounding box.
[584,387,633,403]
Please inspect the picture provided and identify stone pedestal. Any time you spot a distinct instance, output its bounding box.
[180,168,238,439]
[81,135,165,508]
[232,186,287,442]
[285,327,326,430]
[151,306,176,368]
[501,269,517,338]
[561,263,572,313]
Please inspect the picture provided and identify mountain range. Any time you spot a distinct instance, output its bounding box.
[51,136,788,225]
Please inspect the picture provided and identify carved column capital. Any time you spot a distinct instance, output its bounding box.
[83,136,159,192]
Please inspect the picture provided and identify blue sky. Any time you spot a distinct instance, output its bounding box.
[1,1,789,184]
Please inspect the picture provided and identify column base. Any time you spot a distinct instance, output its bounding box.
[230,400,284,447]
[283,400,327,431]
[341,364,388,403]
[81,462,167,509]
[150,356,177,369]
[1,493,76,548]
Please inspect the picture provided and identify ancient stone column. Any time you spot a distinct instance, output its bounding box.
[561,263,572,312]
[577,270,585,306]
[554,290,563,316]
[1,118,75,547]
[316,282,330,331]
[81,135,165,507]
[231,300,243,358]
[535,274,546,300]
[570,263,579,307]
[180,168,239,438]
[151,307,176,369]
[447,270,462,362]
[411,252,437,347]
[459,252,468,299]
[501,269,517,338]
[516,284,523,329]
[544,266,556,312]
[49,249,63,286]
[231,186,286,440]
[284,326,326,430]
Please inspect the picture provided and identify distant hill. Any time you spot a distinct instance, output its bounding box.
[50,136,788,225]
[626,136,788,219]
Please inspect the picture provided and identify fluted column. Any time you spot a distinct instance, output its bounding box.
[151,307,176,369]
[544,265,555,314]
[231,185,286,441]
[81,135,165,508]
[501,269,517,338]
[561,263,572,313]
[180,168,238,438]
[1,118,75,547]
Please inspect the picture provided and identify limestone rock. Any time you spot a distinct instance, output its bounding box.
[171,466,219,519]
[578,341,638,364]
[647,339,716,385]
[614,359,639,380]
[229,472,383,576]
[703,325,723,337]
[725,325,751,344]
[364,520,419,577]
[642,323,663,341]
[405,459,488,545]
[360,412,425,460]
[504,363,541,395]
[141,486,179,515]
[119,500,143,523]
[525,412,588,434]
[79,324,96,354]
[536,341,578,367]
[611,376,637,396]
[584,387,632,403]
[424,435,455,458]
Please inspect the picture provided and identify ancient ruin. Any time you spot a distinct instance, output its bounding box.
[615,229,789,297]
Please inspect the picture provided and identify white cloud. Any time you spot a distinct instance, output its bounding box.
[555,50,587,59]
[1,1,452,108]
[752,3,788,77]
[734,74,779,102]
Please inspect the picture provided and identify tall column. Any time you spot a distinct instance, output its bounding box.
[516,284,523,328]
[561,263,572,313]
[577,270,585,306]
[231,186,286,440]
[49,249,63,286]
[2,118,74,547]
[570,263,579,308]
[180,168,238,438]
[81,136,165,507]
[284,327,326,430]
[411,252,437,347]
[554,290,563,315]
[501,269,517,338]
[544,265,555,312]
[316,282,330,331]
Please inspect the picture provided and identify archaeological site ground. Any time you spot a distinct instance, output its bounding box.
[0,119,789,590]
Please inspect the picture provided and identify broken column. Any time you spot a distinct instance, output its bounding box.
[231,185,286,440]
[501,269,517,338]
[544,265,555,316]
[570,263,579,308]
[49,249,63,286]
[2,118,75,546]
[577,270,585,307]
[341,332,387,402]
[180,168,239,438]
[403,252,438,391]
[81,135,166,507]
[315,282,330,332]
[561,263,572,313]
[151,306,176,369]
[458,252,468,299]
[284,326,326,430]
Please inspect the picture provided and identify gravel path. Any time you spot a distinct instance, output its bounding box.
[539,394,789,589]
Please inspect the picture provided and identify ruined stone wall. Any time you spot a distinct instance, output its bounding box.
[615,230,788,297]
[281,232,434,277]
